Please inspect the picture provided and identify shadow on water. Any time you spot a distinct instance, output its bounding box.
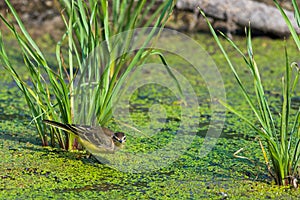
[0,130,42,149]
[54,180,125,193]
[0,112,31,121]
[0,113,40,146]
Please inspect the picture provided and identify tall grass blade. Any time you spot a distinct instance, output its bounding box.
[274,0,300,50]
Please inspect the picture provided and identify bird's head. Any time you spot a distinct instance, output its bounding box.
[112,132,126,146]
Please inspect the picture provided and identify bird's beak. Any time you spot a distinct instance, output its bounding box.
[113,137,124,144]
[118,139,125,143]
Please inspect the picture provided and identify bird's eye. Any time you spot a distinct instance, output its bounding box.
[123,136,126,141]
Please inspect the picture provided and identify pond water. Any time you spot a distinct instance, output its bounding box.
[0,31,300,199]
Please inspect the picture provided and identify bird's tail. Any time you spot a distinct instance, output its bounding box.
[43,119,77,134]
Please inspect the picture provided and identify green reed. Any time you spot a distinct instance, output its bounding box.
[201,1,300,186]
[0,0,175,150]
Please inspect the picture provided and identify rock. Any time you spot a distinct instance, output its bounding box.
[175,0,300,37]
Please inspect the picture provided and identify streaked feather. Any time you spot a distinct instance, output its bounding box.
[43,120,126,153]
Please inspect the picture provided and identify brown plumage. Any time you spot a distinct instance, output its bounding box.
[43,119,126,153]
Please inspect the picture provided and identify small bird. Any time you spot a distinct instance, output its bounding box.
[43,119,126,154]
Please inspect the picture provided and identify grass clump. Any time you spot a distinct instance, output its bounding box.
[200,0,300,187]
[0,0,175,150]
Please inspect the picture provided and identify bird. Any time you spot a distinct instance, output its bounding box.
[43,119,126,154]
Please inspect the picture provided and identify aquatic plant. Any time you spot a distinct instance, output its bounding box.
[0,0,175,150]
[200,0,300,187]
[274,0,300,50]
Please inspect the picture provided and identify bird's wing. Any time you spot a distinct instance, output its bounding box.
[43,120,115,153]
[73,125,115,153]
[101,127,114,137]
